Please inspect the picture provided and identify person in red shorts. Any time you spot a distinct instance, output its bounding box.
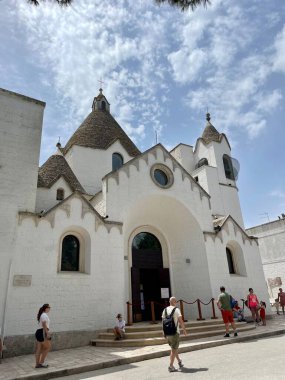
[217,286,238,338]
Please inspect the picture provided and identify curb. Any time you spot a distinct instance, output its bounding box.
[7,328,285,380]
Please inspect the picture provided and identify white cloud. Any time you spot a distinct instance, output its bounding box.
[168,48,207,83]
[13,0,173,147]
[2,0,285,154]
[166,0,284,140]
[271,190,285,199]
[273,25,285,74]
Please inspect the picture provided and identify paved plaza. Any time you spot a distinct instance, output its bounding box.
[0,316,285,380]
[54,334,285,380]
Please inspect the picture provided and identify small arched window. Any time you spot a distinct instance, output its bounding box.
[195,158,209,169]
[101,101,106,110]
[61,235,80,271]
[56,188,65,201]
[112,153,124,171]
[226,247,235,274]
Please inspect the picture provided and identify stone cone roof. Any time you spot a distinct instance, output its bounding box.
[63,109,140,157]
[201,113,221,144]
[201,122,221,144]
[37,155,85,192]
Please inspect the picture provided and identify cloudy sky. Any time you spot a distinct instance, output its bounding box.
[1,0,285,227]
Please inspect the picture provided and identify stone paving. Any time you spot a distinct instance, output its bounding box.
[1,316,285,380]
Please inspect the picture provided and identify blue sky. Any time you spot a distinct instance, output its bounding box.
[1,0,285,228]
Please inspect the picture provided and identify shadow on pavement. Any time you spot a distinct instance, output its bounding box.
[180,367,208,373]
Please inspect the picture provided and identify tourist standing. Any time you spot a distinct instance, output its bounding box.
[278,288,285,315]
[162,296,187,372]
[217,286,238,338]
[247,288,260,324]
[35,304,51,369]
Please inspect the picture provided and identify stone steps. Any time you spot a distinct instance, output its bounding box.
[91,320,255,347]
[106,319,224,333]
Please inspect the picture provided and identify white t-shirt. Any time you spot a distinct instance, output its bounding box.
[40,312,50,329]
[115,319,125,332]
[162,306,181,334]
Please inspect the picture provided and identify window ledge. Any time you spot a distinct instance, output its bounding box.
[229,273,247,278]
[57,271,90,276]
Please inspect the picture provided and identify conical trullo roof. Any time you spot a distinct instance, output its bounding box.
[38,155,85,192]
[63,90,140,157]
[201,113,221,144]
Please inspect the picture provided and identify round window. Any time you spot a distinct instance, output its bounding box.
[154,169,168,186]
[150,164,174,189]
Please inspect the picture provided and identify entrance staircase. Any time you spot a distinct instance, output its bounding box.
[91,319,255,347]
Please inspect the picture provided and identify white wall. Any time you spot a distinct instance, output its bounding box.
[35,177,73,213]
[205,219,270,317]
[104,146,213,232]
[170,144,195,173]
[65,140,133,194]
[0,89,45,337]
[247,220,285,300]
[5,195,124,336]
[194,138,244,227]
[123,194,213,320]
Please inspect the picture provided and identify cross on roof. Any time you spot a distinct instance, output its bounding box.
[98,78,104,89]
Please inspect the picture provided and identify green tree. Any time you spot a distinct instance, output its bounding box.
[27,0,211,11]
[27,0,72,5]
[155,0,210,11]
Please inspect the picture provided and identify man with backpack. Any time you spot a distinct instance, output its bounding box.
[162,296,187,372]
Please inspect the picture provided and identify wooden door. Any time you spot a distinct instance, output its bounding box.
[131,267,141,322]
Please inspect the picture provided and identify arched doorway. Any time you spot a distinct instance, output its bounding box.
[131,232,171,321]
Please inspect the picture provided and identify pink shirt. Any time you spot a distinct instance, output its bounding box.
[248,294,258,308]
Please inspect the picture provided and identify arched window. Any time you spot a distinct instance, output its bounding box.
[226,247,235,274]
[112,153,124,171]
[101,101,106,110]
[196,157,209,169]
[132,232,163,269]
[56,188,64,201]
[61,235,80,271]
[223,154,235,180]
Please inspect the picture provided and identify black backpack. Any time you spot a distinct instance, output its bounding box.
[162,307,177,336]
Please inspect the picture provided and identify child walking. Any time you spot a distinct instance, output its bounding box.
[259,301,266,326]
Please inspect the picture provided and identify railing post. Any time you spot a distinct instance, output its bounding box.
[126,301,133,326]
[179,300,185,322]
[211,298,218,319]
[150,301,156,324]
[196,299,205,321]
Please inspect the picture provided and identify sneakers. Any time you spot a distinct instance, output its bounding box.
[224,333,230,338]
[234,332,238,337]
[178,360,184,368]
[35,364,49,369]
[168,366,177,372]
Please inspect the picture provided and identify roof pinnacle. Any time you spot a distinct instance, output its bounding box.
[206,112,211,122]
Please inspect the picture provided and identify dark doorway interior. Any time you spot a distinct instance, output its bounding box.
[131,232,171,321]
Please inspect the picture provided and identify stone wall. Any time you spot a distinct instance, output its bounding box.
[3,329,102,358]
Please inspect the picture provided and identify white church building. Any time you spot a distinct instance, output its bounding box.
[0,87,269,356]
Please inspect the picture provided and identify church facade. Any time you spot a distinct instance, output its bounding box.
[0,87,269,356]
